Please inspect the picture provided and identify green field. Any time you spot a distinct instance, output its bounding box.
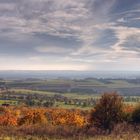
[0,100,18,105]
[10,89,58,96]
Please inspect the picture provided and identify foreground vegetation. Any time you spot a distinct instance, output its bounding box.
[0,93,140,139]
[1,132,140,140]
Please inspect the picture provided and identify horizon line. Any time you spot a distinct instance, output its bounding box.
[0,70,140,72]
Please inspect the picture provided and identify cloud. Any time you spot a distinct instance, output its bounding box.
[110,26,140,55]
[36,45,73,54]
[0,0,140,70]
[0,0,114,42]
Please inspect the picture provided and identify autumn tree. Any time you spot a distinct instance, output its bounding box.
[90,93,124,131]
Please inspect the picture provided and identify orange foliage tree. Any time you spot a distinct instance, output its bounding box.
[0,108,18,126]
[19,108,47,125]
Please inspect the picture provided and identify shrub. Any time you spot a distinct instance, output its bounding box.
[132,104,140,123]
[90,93,124,131]
[19,108,47,125]
[0,109,18,126]
[46,109,87,127]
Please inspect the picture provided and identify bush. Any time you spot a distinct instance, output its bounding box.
[132,104,140,123]
[19,108,47,125]
[90,93,124,131]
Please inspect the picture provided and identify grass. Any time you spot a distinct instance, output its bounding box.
[107,80,140,88]
[62,93,100,99]
[10,89,58,96]
[55,102,93,110]
[0,100,18,105]
[10,88,100,99]
[1,134,140,140]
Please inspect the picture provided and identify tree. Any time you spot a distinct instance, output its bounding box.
[90,93,124,131]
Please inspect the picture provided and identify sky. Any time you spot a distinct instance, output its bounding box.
[0,0,140,71]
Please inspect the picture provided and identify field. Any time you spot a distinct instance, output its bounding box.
[4,78,140,95]
[0,78,140,109]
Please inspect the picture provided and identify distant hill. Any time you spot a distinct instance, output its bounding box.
[0,70,140,79]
